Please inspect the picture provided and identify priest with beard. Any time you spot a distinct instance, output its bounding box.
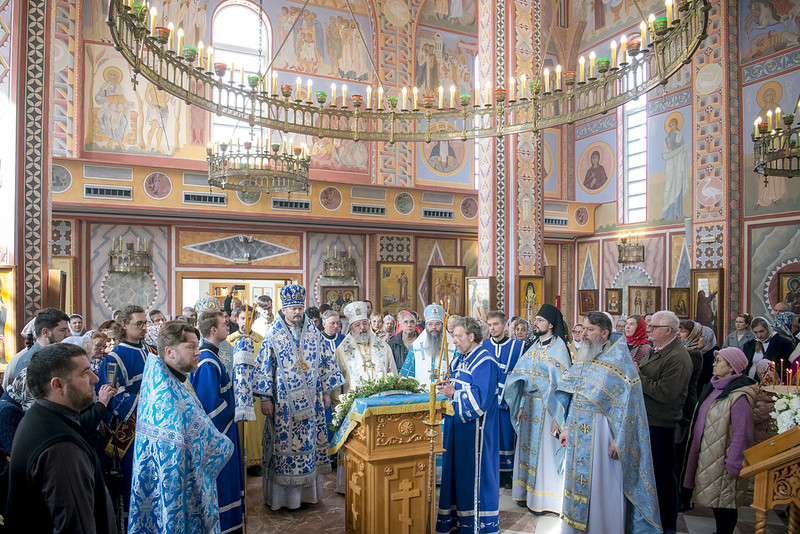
[482,310,526,489]
[503,304,571,514]
[556,311,661,533]
[332,301,397,492]
[400,304,455,386]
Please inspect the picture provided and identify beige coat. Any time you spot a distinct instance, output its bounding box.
[692,384,757,509]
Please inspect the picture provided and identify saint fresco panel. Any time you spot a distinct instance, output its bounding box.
[378,262,417,316]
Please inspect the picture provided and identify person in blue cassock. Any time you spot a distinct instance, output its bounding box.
[128,321,233,534]
[256,284,345,510]
[191,310,245,533]
[504,303,571,514]
[436,316,500,534]
[320,309,346,460]
[95,304,150,513]
[320,310,346,354]
[482,310,526,489]
[556,311,662,534]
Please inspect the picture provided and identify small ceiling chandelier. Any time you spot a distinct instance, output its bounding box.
[108,0,709,143]
[207,139,310,194]
[752,107,799,182]
[617,233,645,264]
[108,237,153,274]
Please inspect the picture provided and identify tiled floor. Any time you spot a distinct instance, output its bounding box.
[244,471,787,533]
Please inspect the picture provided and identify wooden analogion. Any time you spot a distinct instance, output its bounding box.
[339,395,450,534]
[740,426,800,533]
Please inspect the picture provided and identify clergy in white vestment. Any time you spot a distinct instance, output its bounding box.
[336,301,398,393]
[504,304,571,514]
[556,311,661,534]
[399,303,453,485]
[128,321,233,534]
[256,284,345,511]
[333,301,398,492]
[399,303,455,386]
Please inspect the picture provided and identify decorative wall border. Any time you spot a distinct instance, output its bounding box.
[21,0,50,320]
[691,2,725,239]
[491,0,507,309]
[742,48,800,84]
[477,0,494,280]
[575,115,616,140]
[726,0,742,328]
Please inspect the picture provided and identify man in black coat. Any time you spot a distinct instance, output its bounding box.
[7,343,117,533]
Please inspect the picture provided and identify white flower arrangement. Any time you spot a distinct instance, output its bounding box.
[770,391,800,434]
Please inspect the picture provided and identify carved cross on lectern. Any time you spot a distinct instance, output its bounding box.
[391,479,421,534]
[349,471,363,523]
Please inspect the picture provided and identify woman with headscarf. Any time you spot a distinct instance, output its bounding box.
[697,325,720,395]
[0,369,34,521]
[773,312,798,347]
[681,347,756,534]
[512,317,536,348]
[0,369,35,454]
[722,313,755,350]
[677,321,704,396]
[676,320,705,510]
[744,317,793,382]
[624,315,652,365]
[68,313,85,336]
[84,330,109,375]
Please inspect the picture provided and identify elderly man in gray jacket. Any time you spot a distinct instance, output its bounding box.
[638,310,692,534]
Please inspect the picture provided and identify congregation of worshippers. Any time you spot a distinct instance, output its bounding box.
[1,284,798,534]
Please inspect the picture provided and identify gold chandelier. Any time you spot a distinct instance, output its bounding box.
[752,109,800,182]
[207,139,310,194]
[108,238,153,273]
[108,0,709,143]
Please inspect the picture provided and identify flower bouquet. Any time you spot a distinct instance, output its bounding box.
[770,390,800,434]
[330,374,423,436]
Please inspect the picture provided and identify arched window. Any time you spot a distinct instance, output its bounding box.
[211,1,272,145]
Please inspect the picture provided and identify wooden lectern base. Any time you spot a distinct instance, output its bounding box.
[344,408,446,534]
[741,427,800,534]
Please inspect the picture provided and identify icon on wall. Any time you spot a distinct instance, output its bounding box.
[577,141,614,194]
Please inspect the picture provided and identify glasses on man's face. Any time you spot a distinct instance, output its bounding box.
[648,324,670,330]
[131,321,147,327]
